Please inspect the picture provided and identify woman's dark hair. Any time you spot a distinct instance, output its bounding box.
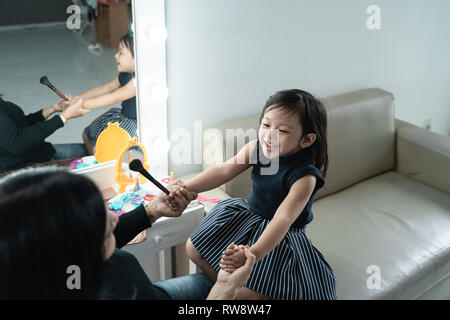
[119,32,134,57]
[0,167,107,299]
[260,89,329,177]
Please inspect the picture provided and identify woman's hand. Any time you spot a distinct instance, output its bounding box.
[166,180,198,212]
[61,98,89,120]
[207,247,256,300]
[52,95,73,112]
[42,95,76,119]
[145,180,198,222]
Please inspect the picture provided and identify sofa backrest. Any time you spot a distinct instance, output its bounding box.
[315,88,395,198]
[202,88,396,199]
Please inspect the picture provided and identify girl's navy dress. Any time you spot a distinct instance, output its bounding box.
[83,72,137,145]
[190,142,337,300]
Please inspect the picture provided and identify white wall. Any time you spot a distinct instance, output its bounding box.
[165,0,450,177]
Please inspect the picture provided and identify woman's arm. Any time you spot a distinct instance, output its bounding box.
[0,104,63,154]
[76,77,120,100]
[82,78,135,110]
[40,97,70,120]
[186,139,257,193]
[114,181,196,248]
[249,175,317,262]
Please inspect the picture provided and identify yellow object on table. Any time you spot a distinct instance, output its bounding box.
[95,122,131,163]
[114,137,150,194]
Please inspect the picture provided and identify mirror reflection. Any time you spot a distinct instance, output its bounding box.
[0,0,136,175]
[121,145,144,180]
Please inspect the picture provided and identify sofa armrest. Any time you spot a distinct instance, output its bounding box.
[396,125,450,194]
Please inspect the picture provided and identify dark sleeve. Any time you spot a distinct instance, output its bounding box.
[287,165,325,193]
[25,109,45,125]
[100,249,170,300]
[0,108,63,154]
[113,205,152,249]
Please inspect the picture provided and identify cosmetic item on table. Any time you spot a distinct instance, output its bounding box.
[129,159,170,195]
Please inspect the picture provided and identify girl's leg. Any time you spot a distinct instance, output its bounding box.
[186,238,218,282]
[82,131,95,155]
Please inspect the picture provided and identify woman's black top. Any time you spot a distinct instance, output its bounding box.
[100,205,170,300]
[0,98,63,173]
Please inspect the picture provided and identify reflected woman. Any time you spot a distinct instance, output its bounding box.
[0,94,89,173]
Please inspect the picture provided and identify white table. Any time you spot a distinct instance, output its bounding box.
[122,202,204,280]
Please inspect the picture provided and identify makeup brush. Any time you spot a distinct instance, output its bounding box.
[129,159,170,195]
[39,76,69,101]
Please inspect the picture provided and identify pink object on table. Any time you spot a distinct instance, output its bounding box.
[69,158,83,169]
[197,195,221,203]
[161,177,171,184]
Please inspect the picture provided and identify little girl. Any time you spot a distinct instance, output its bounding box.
[182,89,337,300]
[73,32,137,154]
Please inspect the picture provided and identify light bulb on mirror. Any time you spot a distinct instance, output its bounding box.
[146,25,168,43]
[152,137,171,154]
[151,84,169,102]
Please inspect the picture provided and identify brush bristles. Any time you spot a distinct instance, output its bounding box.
[129,159,143,172]
[39,76,49,85]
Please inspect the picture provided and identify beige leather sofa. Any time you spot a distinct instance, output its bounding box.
[182,88,450,299]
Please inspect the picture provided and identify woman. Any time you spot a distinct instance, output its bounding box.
[0,167,255,299]
[0,95,89,173]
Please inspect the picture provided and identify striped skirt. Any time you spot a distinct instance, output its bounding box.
[83,108,137,146]
[190,198,337,300]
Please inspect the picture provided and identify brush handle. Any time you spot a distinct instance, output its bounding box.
[47,85,69,101]
[55,89,69,101]
[138,169,170,195]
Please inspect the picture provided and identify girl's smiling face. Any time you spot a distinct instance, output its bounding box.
[115,41,135,73]
[259,107,303,159]
[259,106,316,159]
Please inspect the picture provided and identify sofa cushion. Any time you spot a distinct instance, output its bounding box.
[316,88,395,199]
[307,171,450,299]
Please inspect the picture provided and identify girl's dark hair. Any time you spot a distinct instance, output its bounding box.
[119,32,134,57]
[260,89,329,177]
[0,167,106,299]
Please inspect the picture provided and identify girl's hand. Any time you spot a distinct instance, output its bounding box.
[61,98,89,120]
[213,248,256,298]
[163,180,198,214]
[220,244,249,272]
[167,180,197,204]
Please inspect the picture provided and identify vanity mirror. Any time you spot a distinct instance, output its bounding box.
[115,138,149,193]
[0,0,169,179]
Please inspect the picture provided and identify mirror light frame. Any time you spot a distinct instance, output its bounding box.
[75,0,169,179]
